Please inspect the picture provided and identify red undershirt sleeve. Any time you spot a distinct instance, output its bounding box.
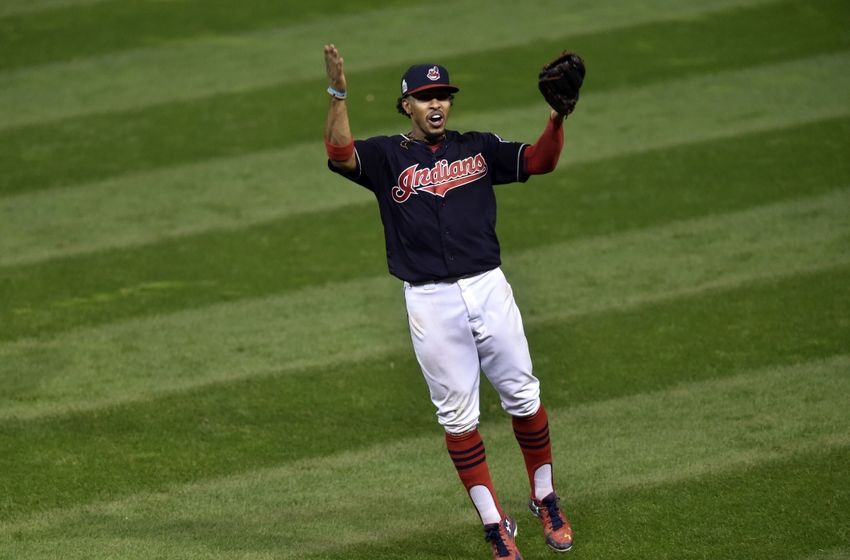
[523,118,564,175]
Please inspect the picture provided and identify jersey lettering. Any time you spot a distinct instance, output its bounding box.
[392,153,488,203]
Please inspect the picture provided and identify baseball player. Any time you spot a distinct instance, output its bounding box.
[323,44,583,559]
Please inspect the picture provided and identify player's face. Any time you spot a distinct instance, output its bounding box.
[403,89,453,142]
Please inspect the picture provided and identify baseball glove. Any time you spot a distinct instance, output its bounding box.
[538,51,586,116]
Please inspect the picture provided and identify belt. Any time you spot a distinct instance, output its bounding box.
[406,269,490,287]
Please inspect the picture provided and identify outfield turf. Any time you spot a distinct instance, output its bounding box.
[1,1,849,559]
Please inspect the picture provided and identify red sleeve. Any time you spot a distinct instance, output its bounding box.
[523,118,564,175]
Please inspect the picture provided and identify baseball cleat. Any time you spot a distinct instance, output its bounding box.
[483,515,524,559]
[528,492,573,552]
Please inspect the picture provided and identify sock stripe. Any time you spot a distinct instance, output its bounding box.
[513,424,549,438]
[453,455,487,471]
[447,440,484,458]
[515,427,550,447]
[451,447,486,468]
[517,437,551,450]
[515,428,549,442]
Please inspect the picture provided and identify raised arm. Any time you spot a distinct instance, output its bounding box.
[523,110,566,175]
[324,44,356,172]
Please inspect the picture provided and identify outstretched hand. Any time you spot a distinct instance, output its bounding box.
[324,44,347,93]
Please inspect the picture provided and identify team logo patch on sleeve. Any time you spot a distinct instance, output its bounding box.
[392,154,488,203]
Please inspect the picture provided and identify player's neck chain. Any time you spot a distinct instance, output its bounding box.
[401,132,446,150]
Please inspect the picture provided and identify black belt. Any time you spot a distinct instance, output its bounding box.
[407,269,490,287]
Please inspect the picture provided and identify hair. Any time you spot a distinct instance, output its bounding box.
[396,97,409,118]
[396,94,455,118]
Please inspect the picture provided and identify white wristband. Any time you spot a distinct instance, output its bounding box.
[327,86,347,100]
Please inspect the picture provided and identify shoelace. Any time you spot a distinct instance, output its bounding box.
[484,524,511,557]
[544,498,565,531]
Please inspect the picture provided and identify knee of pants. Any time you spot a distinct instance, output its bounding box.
[442,416,480,435]
[435,393,480,435]
[499,379,541,418]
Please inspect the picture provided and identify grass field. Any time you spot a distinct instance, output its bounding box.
[1,1,849,558]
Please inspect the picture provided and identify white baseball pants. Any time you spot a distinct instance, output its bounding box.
[403,267,541,434]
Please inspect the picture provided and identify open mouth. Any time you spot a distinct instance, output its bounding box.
[427,113,444,127]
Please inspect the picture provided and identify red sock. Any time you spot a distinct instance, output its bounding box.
[446,429,504,522]
[512,405,553,498]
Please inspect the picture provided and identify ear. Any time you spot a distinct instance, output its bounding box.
[401,97,412,117]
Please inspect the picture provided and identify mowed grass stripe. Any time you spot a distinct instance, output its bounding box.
[3,4,848,195]
[801,550,850,560]
[2,355,847,558]
[0,0,782,131]
[0,0,103,17]
[2,116,847,342]
[0,186,846,418]
[4,57,850,268]
[0,144,371,268]
[0,0,407,71]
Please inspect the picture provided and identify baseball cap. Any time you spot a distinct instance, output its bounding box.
[400,64,460,96]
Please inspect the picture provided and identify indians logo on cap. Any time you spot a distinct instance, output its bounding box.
[427,66,441,81]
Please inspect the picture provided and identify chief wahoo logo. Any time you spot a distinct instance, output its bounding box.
[427,66,441,81]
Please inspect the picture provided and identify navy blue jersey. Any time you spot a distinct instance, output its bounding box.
[329,130,529,283]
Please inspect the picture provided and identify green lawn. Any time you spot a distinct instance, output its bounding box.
[1,0,848,559]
